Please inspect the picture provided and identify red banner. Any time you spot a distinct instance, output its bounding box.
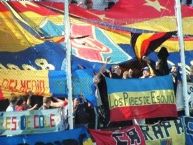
[90,125,145,145]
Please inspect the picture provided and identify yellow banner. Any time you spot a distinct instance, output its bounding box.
[0,70,51,99]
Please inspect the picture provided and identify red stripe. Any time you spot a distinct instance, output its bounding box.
[140,32,167,57]
[110,104,177,122]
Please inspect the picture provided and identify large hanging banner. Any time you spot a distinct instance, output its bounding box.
[0,127,92,145]
[90,118,185,145]
[0,108,64,136]
[106,75,177,122]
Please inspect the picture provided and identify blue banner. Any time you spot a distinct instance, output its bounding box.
[106,75,174,94]
[49,69,97,106]
[0,127,92,145]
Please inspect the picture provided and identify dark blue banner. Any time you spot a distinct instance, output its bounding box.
[0,127,92,145]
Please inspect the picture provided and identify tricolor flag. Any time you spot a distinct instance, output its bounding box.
[105,75,177,122]
[131,31,176,59]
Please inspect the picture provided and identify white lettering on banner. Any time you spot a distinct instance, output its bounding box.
[0,58,55,70]
[112,127,142,145]
[0,108,65,136]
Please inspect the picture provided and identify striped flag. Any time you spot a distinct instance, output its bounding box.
[131,31,176,59]
[106,75,177,122]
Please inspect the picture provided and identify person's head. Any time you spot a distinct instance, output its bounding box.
[157,47,169,59]
[16,96,26,106]
[111,65,122,76]
[73,97,81,107]
[123,69,133,79]
[142,67,151,78]
[170,65,177,73]
[9,96,17,105]
[128,68,134,77]
[43,97,52,108]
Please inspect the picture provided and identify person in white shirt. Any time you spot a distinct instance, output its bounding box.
[6,96,17,112]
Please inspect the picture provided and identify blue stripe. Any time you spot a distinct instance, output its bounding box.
[106,75,174,94]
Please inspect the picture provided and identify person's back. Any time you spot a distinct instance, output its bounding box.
[74,102,90,127]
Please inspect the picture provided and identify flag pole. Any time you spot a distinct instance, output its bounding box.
[65,0,74,129]
[175,0,189,116]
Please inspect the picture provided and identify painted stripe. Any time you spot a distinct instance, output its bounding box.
[110,104,177,121]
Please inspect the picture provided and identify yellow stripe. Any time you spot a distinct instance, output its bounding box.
[159,38,193,52]
[108,90,175,108]
[104,29,131,44]
[20,12,63,27]
[135,33,152,58]
[0,12,43,52]
[126,16,193,35]
[126,16,176,33]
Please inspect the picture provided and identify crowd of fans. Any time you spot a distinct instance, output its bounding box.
[3,91,95,129]
[92,47,193,128]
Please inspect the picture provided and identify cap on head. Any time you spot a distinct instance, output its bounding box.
[142,66,150,71]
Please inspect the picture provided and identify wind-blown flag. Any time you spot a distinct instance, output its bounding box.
[131,31,176,59]
[105,75,177,122]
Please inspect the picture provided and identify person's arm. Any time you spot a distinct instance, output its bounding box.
[27,104,38,111]
[26,91,33,106]
[142,56,156,76]
[52,97,64,102]
[94,56,111,83]
[51,99,65,108]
